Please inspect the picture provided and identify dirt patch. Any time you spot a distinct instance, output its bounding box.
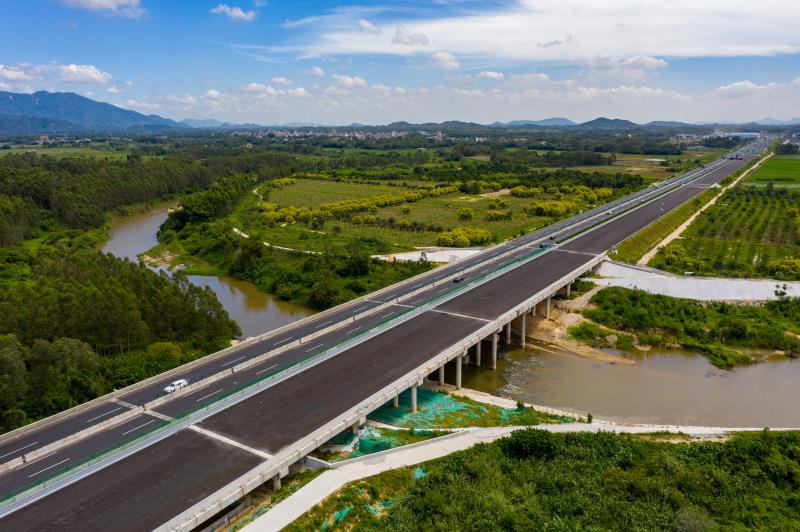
[480,188,511,198]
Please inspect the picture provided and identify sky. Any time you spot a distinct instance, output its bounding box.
[1,0,799,125]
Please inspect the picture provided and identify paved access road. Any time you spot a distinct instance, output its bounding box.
[0,142,768,531]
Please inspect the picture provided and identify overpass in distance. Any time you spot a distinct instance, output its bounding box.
[0,139,769,531]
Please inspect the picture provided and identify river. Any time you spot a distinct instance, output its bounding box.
[102,204,314,339]
[103,205,800,427]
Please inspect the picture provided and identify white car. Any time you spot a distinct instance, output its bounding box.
[163,379,189,394]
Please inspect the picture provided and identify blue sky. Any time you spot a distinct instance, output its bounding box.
[1,0,799,124]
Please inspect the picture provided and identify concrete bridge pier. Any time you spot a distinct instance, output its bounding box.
[456,352,463,389]
[475,340,482,367]
[505,322,511,344]
[566,283,571,298]
[410,384,418,413]
[545,297,551,319]
[272,474,281,491]
[491,332,498,369]
[393,394,399,408]
[438,365,445,386]
[519,313,526,347]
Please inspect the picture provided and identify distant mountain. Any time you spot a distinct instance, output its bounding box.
[755,117,800,126]
[577,117,639,129]
[0,91,186,135]
[181,118,227,128]
[490,117,576,127]
[644,120,695,129]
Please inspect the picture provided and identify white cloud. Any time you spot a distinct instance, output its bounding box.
[357,19,381,35]
[288,87,310,97]
[253,0,268,6]
[242,82,278,95]
[332,74,367,87]
[510,72,551,84]
[290,0,800,61]
[0,81,10,91]
[125,98,161,111]
[59,0,144,18]
[585,55,667,79]
[211,4,257,22]
[308,66,325,77]
[58,64,112,83]
[271,76,292,85]
[0,64,36,82]
[105,84,122,94]
[432,51,459,70]
[204,89,222,98]
[715,80,779,98]
[392,27,429,46]
[478,71,504,80]
[124,80,133,86]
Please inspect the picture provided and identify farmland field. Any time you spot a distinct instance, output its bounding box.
[1,145,130,159]
[572,149,726,181]
[744,154,800,186]
[649,186,800,279]
[266,179,403,208]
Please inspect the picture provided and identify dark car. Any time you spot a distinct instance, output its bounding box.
[453,276,465,283]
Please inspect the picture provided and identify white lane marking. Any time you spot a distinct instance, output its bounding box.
[28,458,70,478]
[195,389,223,403]
[85,407,122,424]
[121,419,156,436]
[20,451,56,469]
[221,355,246,367]
[305,344,324,353]
[315,320,333,328]
[346,326,362,334]
[437,287,450,293]
[0,441,39,460]
[274,337,293,346]
[256,364,278,375]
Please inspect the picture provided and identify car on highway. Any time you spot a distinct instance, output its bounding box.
[164,379,189,394]
[452,276,465,283]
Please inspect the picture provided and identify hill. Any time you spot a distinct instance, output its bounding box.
[577,117,639,129]
[0,91,186,135]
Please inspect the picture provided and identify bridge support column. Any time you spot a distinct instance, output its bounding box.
[475,340,482,367]
[393,394,399,408]
[546,297,551,319]
[520,313,526,347]
[505,322,511,344]
[530,303,536,317]
[456,353,463,389]
[566,283,571,298]
[411,385,418,413]
[272,474,281,491]
[439,365,445,386]
[492,332,498,370]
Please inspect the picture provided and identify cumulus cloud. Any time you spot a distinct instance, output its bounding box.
[59,0,144,18]
[307,66,325,77]
[58,64,112,83]
[432,51,459,70]
[271,76,292,85]
[392,27,429,46]
[0,64,37,82]
[478,71,504,80]
[105,84,122,94]
[332,74,367,87]
[125,98,161,111]
[357,19,381,35]
[715,80,778,98]
[585,55,668,79]
[211,4,257,22]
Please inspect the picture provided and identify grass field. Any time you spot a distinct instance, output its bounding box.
[265,179,402,208]
[237,179,582,253]
[650,187,800,278]
[572,149,726,182]
[744,154,800,186]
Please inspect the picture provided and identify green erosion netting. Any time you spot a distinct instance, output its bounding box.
[368,388,487,428]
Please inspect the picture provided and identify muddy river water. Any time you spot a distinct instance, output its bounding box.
[104,204,800,427]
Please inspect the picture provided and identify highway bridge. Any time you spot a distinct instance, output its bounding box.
[0,139,768,531]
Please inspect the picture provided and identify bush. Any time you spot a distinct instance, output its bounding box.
[499,428,558,460]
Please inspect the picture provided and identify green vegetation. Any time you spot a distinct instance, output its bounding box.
[745,154,800,186]
[613,188,718,263]
[579,286,800,368]
[651,186,800,279]
[289,428,800,531]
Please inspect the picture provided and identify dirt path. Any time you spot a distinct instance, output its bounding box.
[637,153,773,266]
